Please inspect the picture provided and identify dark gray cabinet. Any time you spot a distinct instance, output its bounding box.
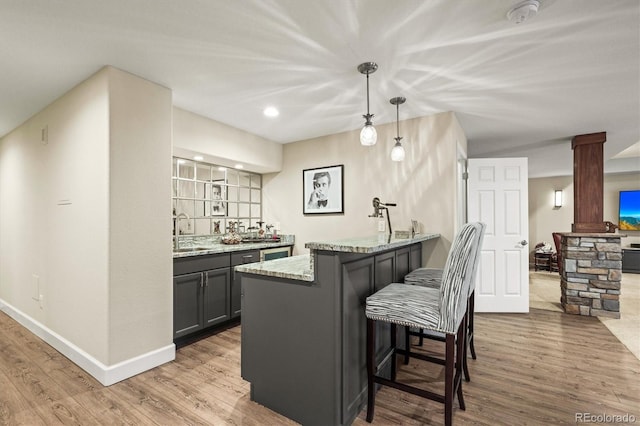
[174,272,204,338]
[231,250,260,317]
[203,268,231,327]
[173,253,231,339]
[173,249,265,339]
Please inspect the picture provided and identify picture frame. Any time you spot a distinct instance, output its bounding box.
[303,164,344,214]
[205,180,226,216]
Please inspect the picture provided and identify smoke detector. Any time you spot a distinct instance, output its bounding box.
[507,0,540,24]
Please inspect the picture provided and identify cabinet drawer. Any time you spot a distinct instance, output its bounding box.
[174,253,230,276]
[232,250,260,266]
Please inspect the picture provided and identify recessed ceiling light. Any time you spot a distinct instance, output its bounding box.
[235,164,244,169]
[218,166,227,171]
[263,106,279,117]
[193,155,203,161]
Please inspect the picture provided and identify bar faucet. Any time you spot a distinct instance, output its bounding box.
[175,212,190,250]
[368,197,396,235]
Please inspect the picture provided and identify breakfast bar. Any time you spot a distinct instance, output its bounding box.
[237,233,439,426]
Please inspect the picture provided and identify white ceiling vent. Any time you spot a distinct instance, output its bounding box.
[507,0,540,24]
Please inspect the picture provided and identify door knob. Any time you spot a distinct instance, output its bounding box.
[520,240,528,246]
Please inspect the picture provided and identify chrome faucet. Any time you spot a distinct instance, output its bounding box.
[175,212,190,250]
[368,197,396,235]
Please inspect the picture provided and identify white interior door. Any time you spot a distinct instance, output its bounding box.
[468,158,529,313]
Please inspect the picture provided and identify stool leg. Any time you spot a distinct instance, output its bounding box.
[418,327,424,346]
[456,320,466,410]
[444,334,455,426]
[468,291,477,360]
[366,318,376,423]
[462,311,471,382]
[404,326,410,365]
[390,323,397,381]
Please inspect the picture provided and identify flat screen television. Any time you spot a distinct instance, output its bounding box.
[619,190,640,231]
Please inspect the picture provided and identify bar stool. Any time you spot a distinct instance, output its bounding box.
[403,223,485,381]
[365,222,483,426]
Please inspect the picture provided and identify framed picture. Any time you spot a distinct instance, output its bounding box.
[303,164,344,214]
[205,180,226,216]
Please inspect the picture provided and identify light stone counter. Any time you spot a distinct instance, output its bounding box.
[234,254,313,282]
[305,232,440,254]
[172,237,294,258]
[235,233,440,282]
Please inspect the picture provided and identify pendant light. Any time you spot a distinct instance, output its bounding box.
[357,62,378,146]
[390,96,406,161]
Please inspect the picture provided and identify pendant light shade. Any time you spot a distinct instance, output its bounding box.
[390,96,406,162]
[358,62,378,146]
[391,141,405,161]
[360,124,377,146]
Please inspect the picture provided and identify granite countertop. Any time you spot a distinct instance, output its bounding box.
[305,233,440,254]
[235,254,314,282]
[236,233,440,282]
[173,239,294,258]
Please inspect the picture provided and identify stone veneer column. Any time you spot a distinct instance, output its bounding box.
[560,233,623,319]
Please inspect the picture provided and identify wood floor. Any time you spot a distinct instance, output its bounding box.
[1,308,639,425]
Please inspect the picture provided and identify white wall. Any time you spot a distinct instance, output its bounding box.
[172,107,283,173]
[528,172,640,254]
[0,66,174,384]
[263,111,466,268]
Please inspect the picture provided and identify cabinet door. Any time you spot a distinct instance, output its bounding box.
[231,250,260,317]
[410,243,422,271]
[373,251,396,370]
[203,268,231,327]
[342,257,375,424]
[174,273,203,338]
[395,247,411,282]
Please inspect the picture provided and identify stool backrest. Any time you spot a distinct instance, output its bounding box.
[437,222,484,333]
[466,222,486,297]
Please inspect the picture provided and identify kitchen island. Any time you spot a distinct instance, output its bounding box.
[236,233,440,426]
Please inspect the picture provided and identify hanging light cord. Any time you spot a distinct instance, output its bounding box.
[364,71,373,124]
[395,102,402,142]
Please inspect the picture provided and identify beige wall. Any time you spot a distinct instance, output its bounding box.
[172,107,283,173]
[0,66,174,380]
[528,172,640,256]
[0,68,111,360]
[107,67,173,364]
[263,111,466,268]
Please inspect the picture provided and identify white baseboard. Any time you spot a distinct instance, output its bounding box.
[0,298,175,386]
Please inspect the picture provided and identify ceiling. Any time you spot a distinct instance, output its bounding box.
[1,0,638,177]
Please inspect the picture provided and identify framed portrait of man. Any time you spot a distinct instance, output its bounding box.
[206,180,226,216]
[303,164,344,214]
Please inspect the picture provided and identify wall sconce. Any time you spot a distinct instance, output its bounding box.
[554,190,563,208]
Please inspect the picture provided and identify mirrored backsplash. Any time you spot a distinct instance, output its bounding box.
[172,157,262,236]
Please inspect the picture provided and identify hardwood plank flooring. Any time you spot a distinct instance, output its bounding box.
[1,308,638,425]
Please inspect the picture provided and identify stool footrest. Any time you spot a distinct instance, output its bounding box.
[395,348,446,366]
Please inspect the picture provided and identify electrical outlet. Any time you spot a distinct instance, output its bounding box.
[378,219,385,232]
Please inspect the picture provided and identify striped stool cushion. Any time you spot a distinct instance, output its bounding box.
[366,284,441,331]
[404,268,443,288]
